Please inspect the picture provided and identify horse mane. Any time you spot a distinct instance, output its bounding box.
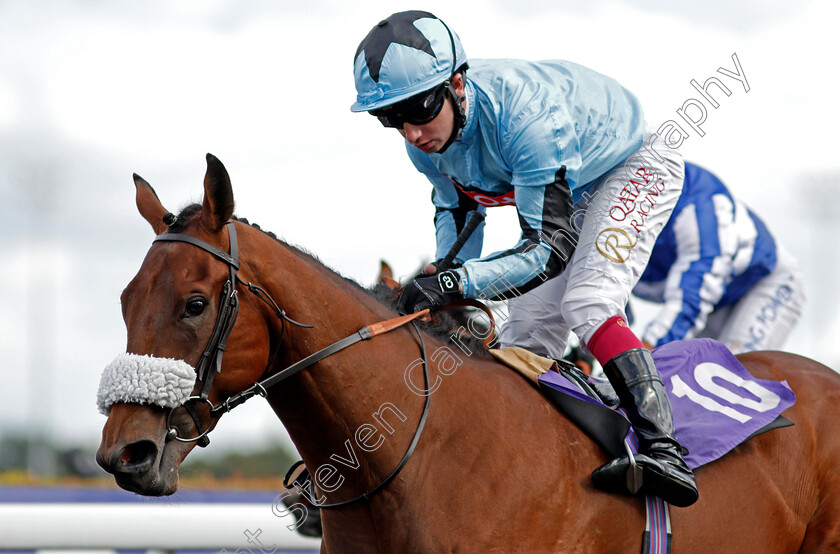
[165,204,203,232]
[166,204,491,356]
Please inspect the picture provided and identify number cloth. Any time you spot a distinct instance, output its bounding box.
[536,338,795,468]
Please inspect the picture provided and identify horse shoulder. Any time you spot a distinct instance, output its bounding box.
[733,351,840,546]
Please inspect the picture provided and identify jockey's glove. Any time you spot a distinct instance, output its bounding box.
[397,270,463,314]
[411,258,462,280]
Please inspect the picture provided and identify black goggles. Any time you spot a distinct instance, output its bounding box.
[370,83,449,129]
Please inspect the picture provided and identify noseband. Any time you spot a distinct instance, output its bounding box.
[151,221,432,509]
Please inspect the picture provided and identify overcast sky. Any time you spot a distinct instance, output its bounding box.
[1,0,838,459]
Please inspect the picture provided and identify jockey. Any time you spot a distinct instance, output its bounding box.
[633,162,805,352]
[351,10,699,507]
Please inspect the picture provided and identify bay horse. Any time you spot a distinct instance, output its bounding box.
[97,154,840,552]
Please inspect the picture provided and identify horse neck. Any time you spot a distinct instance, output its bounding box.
[243,233,432,485]
[238,231,600,547]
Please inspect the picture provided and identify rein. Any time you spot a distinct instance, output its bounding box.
[212,310,430,416]
[153,221,433,508]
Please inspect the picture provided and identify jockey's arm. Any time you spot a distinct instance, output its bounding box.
[454,171,576,300]
[413,96,581,300]
[431,183,486,266]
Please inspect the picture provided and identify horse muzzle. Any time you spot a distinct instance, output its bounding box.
[96,438,158,476]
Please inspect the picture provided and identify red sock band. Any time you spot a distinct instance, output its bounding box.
[587,316,645,366]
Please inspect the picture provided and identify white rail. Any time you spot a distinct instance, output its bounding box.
[0,503,321,551]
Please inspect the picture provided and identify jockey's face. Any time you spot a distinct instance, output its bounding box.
[399,73,465,154]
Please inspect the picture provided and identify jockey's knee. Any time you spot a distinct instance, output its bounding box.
[560,289,628,344]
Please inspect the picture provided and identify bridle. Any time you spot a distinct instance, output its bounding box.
[153,221,310,446]
[151,220,432,508]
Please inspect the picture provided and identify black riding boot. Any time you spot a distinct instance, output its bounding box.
[591,348,699,507]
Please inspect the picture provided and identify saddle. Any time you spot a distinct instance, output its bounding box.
[491,339,795,468]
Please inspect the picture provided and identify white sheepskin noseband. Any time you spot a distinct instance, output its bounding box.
[97,353,197,415]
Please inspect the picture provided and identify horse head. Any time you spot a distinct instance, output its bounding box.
[96,154,276,495]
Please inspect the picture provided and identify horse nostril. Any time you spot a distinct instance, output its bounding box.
[115,440,158,474]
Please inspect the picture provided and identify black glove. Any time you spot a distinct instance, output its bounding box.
[396,270,463,314]
[410,258,462,280]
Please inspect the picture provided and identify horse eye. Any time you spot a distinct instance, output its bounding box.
[184,298,207,317]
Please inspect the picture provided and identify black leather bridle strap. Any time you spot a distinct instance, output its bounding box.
[283,320,432,509]
[154,231,240,269]
[156,223,245,446]
[156,223,241,400]
[205,223,240,394]
[211,309,432,416]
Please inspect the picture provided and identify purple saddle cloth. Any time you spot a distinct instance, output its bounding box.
[538,338,796,469]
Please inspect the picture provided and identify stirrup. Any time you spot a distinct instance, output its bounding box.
[591,444,699,507]
[624,441,643,494]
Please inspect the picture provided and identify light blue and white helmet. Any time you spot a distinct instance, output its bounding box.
[351,11,468,113]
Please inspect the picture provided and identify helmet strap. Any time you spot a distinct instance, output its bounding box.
[435,18,465,155]
[436,81,466,154]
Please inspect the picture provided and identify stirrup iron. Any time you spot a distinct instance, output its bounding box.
[624,440,643,494]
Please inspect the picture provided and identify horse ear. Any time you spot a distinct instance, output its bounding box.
[134,174,169,235]
[201,153,234,231]
[379,260,394,281]
[378,260,402,290]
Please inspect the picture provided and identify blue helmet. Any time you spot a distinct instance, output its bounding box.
[351,11,468,113]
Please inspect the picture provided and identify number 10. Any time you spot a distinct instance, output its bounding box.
[670,362,781,423]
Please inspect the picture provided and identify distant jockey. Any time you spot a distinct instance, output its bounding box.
[633,162,805,353]
[351,10,698,506]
